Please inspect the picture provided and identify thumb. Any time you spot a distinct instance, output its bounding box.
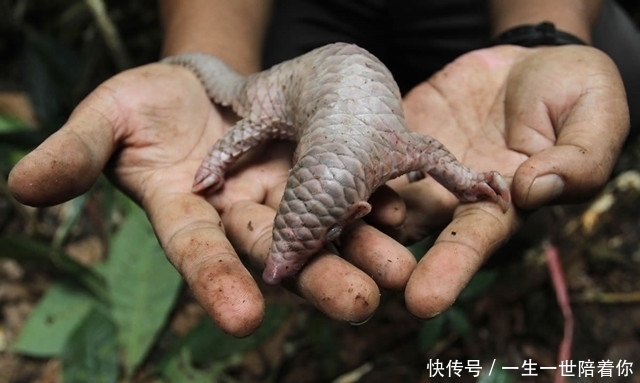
[8,86,119,206]
[511,89,629,210]
[505,47,629,209]
[513,144,614,209]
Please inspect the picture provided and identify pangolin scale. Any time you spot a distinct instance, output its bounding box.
[162,43,510,285]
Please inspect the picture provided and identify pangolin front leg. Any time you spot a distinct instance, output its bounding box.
[192,119,295,193]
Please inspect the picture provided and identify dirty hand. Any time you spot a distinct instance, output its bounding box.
[386,44,629,318]
[8,62,414,336]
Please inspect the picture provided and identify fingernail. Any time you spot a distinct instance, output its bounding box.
[428,311,441,318]
[527,174,564,207]
[349,313,375,326]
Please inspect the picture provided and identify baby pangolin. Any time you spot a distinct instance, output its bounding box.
[162,43,510,285]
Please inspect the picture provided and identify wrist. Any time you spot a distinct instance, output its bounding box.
[159,0,271,74]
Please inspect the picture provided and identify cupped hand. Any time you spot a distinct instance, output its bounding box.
[7,62,416,336]
[389,45,629,318]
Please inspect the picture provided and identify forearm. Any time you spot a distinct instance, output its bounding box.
[160,0,272,74]
[489,0,602,44]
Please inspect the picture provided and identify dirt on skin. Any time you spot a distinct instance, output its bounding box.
[2,133,640,383]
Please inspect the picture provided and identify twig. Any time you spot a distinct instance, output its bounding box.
[0,174,38,235]
[545,243,574,383]
[574,290,640,304]
[332,362,374,383]
[84,0,132,70]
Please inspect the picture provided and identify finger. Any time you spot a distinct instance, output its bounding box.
[340,220,416,291]
[513,143,619,209]
[366,184,406,228]
[8,88,119,206]
[512,114,628,209]
[221,200,380,323]
[295,250,380,324]
[205,141,293,212]
[146,192,265,337]
[513,81,629,209]
[506,48,630,209]
[384,177,459,243]
[405,202,518,318]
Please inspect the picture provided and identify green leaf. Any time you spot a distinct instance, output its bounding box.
[0,113,30,134]
[103,205,182,377]
[192,304,287,364]
[0,235,108,301]
[458,270,498,302]
[0,143,29,173]
[160,349,228,383]
[12,283,97,357]
[446,306,472,337]
[61,308,119,383]
[418,314,445,353]
[157,304,288,376]
[0,111,43,153]
[52,194,89,249]
[407,235,436,261]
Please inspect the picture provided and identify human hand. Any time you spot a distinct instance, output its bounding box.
[387,45,629,318]
[8,62,415,336]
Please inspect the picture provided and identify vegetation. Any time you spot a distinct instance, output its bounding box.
[1,1,639,382]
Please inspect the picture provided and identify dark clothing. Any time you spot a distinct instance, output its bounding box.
[263,0,640,131]
[263,0,489,95]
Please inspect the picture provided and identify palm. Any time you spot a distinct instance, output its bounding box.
[389,47,528,241]
[397,45,628,319]
[9,63,280,336]
[405,51,526,178]
[102,62,296,245]
[102,63,233,199]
